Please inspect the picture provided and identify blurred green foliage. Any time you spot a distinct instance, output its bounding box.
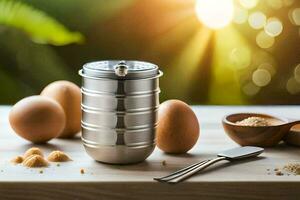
[0,0,84,103]
[0,0,83,45]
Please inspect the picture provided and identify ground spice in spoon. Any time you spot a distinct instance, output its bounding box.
[235,117,270,126]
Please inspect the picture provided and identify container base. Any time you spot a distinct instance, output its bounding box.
[83,143,155,164]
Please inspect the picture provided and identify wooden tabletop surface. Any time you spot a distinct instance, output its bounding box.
[0,105,300,200]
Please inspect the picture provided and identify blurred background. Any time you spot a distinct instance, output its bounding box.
[0,0,300,105]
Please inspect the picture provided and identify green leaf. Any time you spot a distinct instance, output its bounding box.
[0,0,84,45]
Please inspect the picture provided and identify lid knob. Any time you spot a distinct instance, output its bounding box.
[114,61,128,77]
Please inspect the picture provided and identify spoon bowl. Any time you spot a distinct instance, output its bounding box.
[284,124,300,146]
[222,113,300,147]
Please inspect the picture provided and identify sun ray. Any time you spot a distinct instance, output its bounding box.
[170,27,212,74]
[141,15,199,61]
[208,25,253,104]
[163,27,212,98]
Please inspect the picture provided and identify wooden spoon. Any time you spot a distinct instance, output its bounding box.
[222,113,300,147]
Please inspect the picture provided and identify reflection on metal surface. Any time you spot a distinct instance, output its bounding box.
[79,60,162,164]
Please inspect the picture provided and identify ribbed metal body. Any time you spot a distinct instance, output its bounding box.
[79,60,162,164]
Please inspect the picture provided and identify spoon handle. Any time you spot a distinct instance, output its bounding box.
[167,157,227,184]
[154,159,210,182]
[287,119,300,126]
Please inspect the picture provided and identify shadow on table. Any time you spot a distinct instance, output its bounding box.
[101,147,216,170]
[21,142,61,151]
[161,152,208,158]
[264,142,300,153]
[99,156,266,176]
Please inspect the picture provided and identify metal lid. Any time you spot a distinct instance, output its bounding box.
[81,60,159,79]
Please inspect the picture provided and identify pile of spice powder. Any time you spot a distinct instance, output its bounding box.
[47,150,72,162]
[283,163,300,175]
[22,155,49,168]
[235,117,270,127]
[11,147,72,168]
[11,147,48,168]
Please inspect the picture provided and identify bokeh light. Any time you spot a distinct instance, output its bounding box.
[195,0,234,29]
[256,31,275,48]
[286,77,300,94]
[252,69,272,87]
[291,8,300,25]
[258,63,276,76]
[242,82,260,96]
[239,0,259,9]
[248,12,267,29]
[229,47,252,69]
[267,0,283,10]
[294,64,300,82]
[264,18,283,37]
[283,0,295,7]
[252,50,276,67]
[233,6,248,24]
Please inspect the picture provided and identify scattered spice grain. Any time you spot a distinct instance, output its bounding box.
[80,168,85,174]
[283,163,300,175]
[162,160,167,166]
[11,156,23,164]
[276,171,284,176]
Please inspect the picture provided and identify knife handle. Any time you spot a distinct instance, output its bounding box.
[168,156,227,184]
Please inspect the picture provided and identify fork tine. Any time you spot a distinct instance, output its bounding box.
[154,159,210,182]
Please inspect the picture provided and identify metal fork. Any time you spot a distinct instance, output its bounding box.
[154,159,210,182]
[154,146,264,184]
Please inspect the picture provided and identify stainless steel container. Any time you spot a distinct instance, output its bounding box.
[79,60,162,164]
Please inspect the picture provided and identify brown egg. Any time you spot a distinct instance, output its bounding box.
[41,81,81,138]
[9,96,66,143]
[156,100,200,154]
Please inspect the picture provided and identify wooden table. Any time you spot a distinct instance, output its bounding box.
[0,105,300,200]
